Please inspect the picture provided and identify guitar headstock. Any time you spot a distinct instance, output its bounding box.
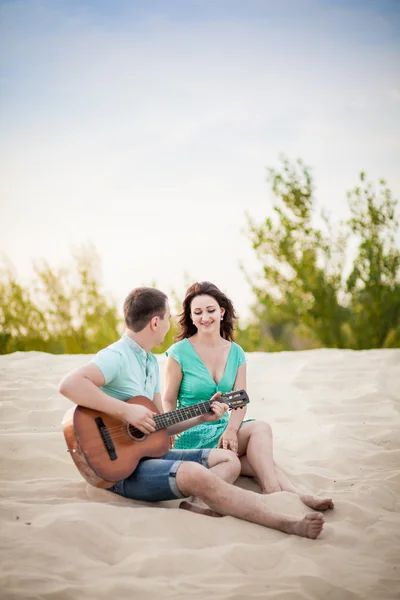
[220,389,250,410]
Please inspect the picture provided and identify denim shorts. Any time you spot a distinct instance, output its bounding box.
[108,448,211,502]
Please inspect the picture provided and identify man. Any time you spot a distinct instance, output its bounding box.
[59,287,324,538]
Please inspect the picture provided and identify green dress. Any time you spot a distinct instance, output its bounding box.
[166,338,253,449]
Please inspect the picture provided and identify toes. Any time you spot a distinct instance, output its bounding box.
[309,514,324,538]
[301,495,334,511]
[316,499,334,511]
[308,512,324,521]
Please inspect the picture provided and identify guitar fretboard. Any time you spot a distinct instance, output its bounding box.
[154,401,213,429]
[128,400,214,438]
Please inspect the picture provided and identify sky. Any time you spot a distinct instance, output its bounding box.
[1,0,399,321]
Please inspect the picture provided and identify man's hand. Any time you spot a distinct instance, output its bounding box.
[121,403,157,434]
[202,392,228,423]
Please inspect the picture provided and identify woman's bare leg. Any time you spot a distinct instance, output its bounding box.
[240,455,334,511]
[237,421,281,493]
[274,462,334,510]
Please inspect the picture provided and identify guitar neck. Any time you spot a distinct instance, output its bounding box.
[126,390,248,439]
[154,401,214,430]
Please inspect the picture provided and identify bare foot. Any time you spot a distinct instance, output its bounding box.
[283,513,325,539]
[261,484,282,494]
[179,500,223,518]
[300,494,334,511]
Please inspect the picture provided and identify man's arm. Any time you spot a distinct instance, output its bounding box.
[59,363,157,434]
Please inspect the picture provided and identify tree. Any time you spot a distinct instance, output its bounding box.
[0,245,121,354]
[0,244,180,355]
[346,173,400,348]
[244,158,400,350]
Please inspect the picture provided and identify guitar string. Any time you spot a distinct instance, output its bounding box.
[73,394,247,452]
[80,405,245,447]
[84,401,215,436]
[75,405,246,452]
[81,397,246,437]
[73,410,246,458]
[80,415,198,450]
[79,413,208,449]
[74,409,244,456]
[78,404,245,448]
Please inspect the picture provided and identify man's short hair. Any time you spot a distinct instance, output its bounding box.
[123,287,168,332]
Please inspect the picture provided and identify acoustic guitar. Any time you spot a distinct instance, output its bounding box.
[62,390,249,489]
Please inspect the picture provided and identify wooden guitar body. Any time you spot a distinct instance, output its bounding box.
[62,396,168,488]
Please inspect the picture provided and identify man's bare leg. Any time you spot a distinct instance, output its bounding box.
[237,422,281,493]
[176,462,325,538]
[180,449,241,517]
[207,448,242,483]
[240,455,334,511]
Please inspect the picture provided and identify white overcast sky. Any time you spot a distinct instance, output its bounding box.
[1,0,399,320]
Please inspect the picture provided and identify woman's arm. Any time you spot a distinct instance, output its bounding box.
[225,364,247,432]
[162,355,182,413]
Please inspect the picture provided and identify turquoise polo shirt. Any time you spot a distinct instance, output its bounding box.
[91,334,160,401]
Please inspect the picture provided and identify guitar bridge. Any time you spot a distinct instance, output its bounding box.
[95,417,118,461]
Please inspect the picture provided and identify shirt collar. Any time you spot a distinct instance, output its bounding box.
[121,333,147,358]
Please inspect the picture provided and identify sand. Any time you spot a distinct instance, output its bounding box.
[0,349,399,600]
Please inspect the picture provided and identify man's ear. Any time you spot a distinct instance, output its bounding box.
[150,315,159,331]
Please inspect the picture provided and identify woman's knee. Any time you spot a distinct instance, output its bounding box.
[251,420,273,437]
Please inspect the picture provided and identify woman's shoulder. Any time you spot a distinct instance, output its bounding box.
[166,338,190,362]
[166,339,187,353]
[231,340,244,352]
[231,341,247,364]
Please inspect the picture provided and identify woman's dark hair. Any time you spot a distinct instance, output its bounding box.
[176,281,237,341]
[124,287,168,332]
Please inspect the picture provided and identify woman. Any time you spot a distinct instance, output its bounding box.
[163,281,334,511]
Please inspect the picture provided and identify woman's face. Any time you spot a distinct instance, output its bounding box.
[190,294,224,334]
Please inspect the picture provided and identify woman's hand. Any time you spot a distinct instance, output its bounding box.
[217,429,239,454]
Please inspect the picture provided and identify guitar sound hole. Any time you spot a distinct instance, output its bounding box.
[127,424,147,441]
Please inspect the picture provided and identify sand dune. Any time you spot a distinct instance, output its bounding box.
[1,349,399,600]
